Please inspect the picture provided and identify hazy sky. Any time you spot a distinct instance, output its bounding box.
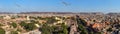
[0,0,120,13]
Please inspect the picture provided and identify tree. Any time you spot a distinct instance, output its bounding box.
[10,31,18,34]
[20,21,37,31]
[52,25,64,34]
[20,21,26,27]
[40,24,52,34]
[107,28,112,32]
[95,32,102,34]
[46,17,59,24]
[17,28,22,32]
[0,24,3,26]
[76,15,88,34]
[61,23,68,34]
[78,24,84,30]
[76,15,87,26]
[30,20,39,24]
[90,32,94,34]
[24,23,37,31]
[11,22,17,28]
[78,24,88,34]
[0,28,5,34]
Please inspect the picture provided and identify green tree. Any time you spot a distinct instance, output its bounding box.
[24,23,37,31]
[0,24,3,26]
[20,21,27,27]
[78,24,88,34]
[11,22,17,28]
[0,28,5,34]
[90,32,94,34]
[95,32,102,34]
[76,15,88,34]
[30,20,39,24]
[20,21,37,31]
[10,31,18,34]
[46,18,58,24]
[17,28,22,32]
[52,23,68,34]
[40,24,52,34]
[61,23,68,34]
[107,28,112,32]
[78,24,84,30]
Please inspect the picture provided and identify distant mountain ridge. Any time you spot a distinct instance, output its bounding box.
[0,12,120,15]
[0,12,14,14]
[19,12,76,14]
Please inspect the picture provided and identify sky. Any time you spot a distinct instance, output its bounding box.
[0,0,120,13]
